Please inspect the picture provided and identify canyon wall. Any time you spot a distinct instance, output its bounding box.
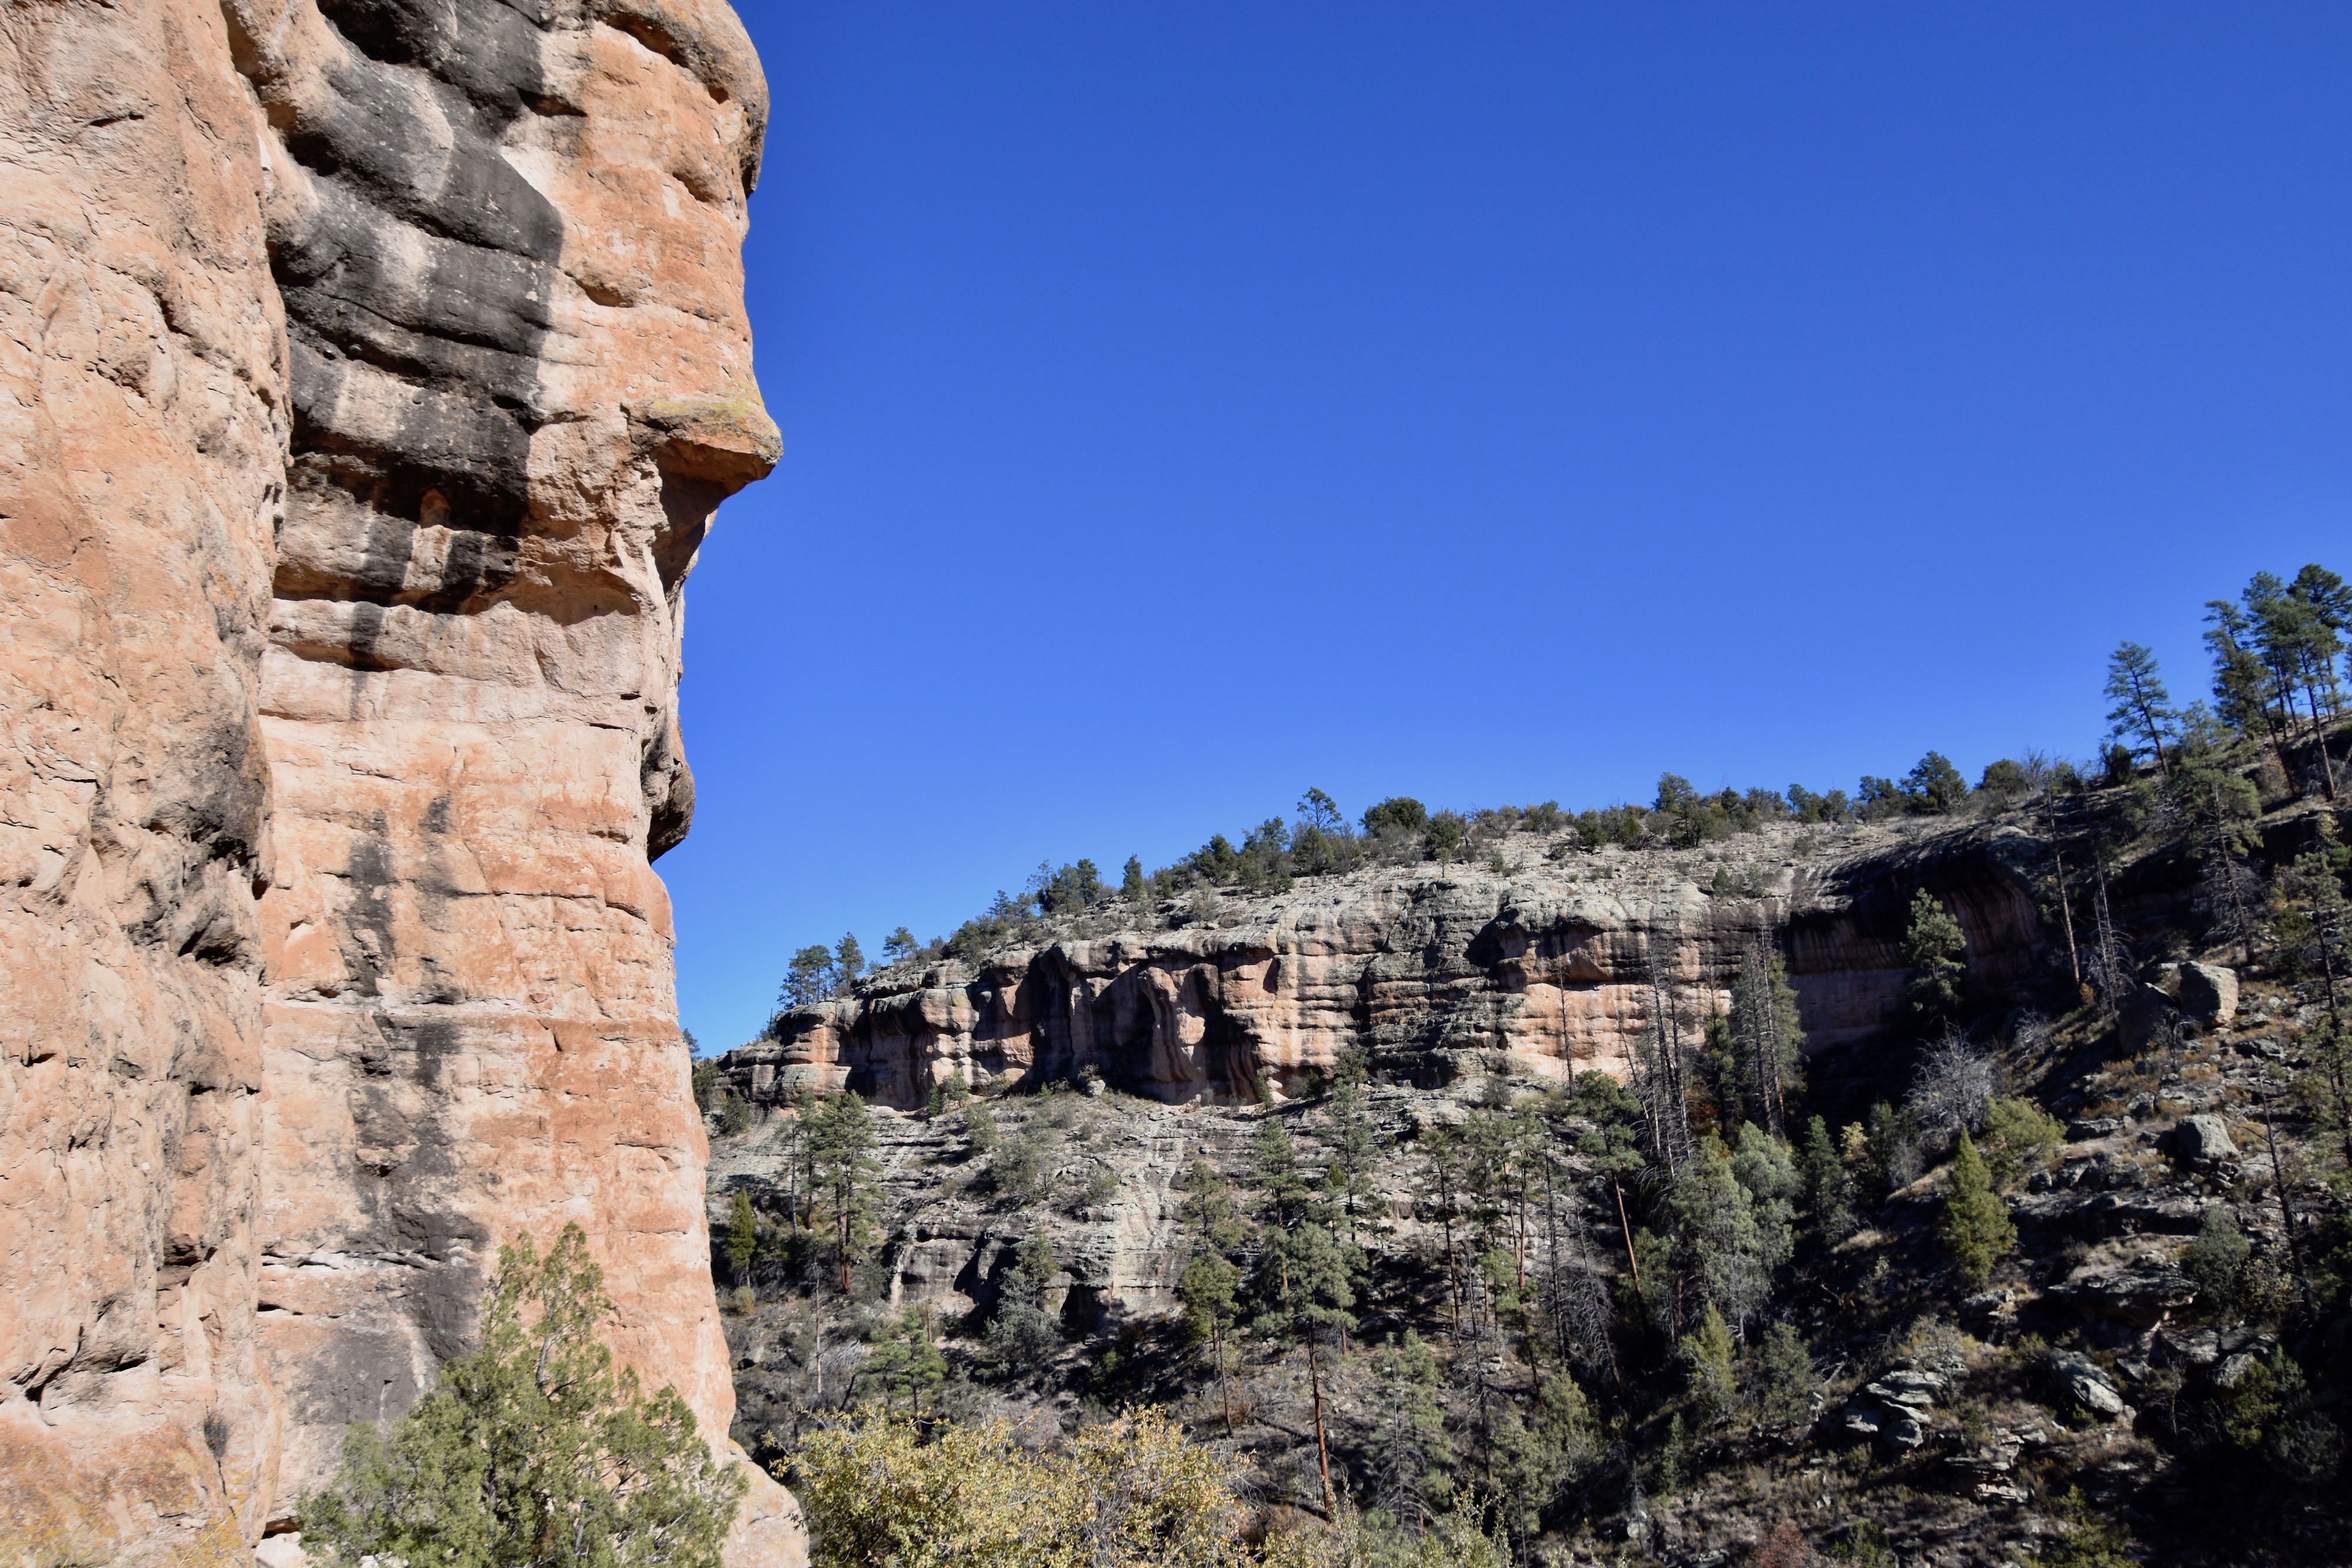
[719,821,2060,1114]
[1,2,791,1562]
[2,4,286,1554]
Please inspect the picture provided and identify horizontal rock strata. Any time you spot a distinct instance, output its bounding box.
[718,821,2059,1112]
[2,3,793,1561]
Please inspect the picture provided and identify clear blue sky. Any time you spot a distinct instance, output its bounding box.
[667,1,2352,1052]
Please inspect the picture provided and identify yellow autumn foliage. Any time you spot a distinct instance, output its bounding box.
[794,1408,1250,1568]
[791,1409,1512,1568]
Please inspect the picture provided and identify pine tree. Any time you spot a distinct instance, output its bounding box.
[2278,846,2352,1170]
[1571,1072,1652,1316]
[2174,745,2265,964]
[1755,1321,1819,1427]
[1901,890,1968,1028]
[1679,1303,1737,1423]
[2248,571,2340,800]
[1252,1219,1355,1516]
[2104,641,2179,780]
[1415,1122,1471,1333]
[1251,1118,1355,1514]
[806,1091,880,1292]
[1939,1131,2015,1285]
[781,943,837,1009]
[725,1188,758,1279]
[1321,1049,1383,1247]
[2206,597,2297,783]
[863,1306,947,1417]
[300,1225,744,1568]
[1797,1114,1853,1237]
[1366,1330,1452,1527]
[1176,1159,1248,1432]
[1176,1253,1240,1433]
[984,1232,1063,1369]
[1664,1135,1771,1335]
[834,932,866,988]
[1629,946,1695,1174]
[1729,1124,1800,1275]
[1251,1116,1315,1231]
[1903,751,1972,814]
[961,1098,999,1153]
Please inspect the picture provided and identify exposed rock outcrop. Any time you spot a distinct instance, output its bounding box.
[2,3,791,1560]
[717,819,2059,1112]
[2,4,285,1554]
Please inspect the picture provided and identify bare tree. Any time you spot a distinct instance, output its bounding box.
[1629,942,1694,1175]
[2088,852,2130,1017]
[1907,1034,1994,1151]
[1729,938,1802,1136]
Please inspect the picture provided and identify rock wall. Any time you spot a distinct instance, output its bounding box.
[2,4,287,1556]
[1,3,793,1562]
[719,821,2059,1114]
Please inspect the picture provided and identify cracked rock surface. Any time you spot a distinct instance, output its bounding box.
[2,4,792,1560]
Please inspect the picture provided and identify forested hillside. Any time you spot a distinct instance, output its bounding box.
[699,562,2352,1567]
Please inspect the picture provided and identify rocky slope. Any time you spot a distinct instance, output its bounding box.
[1,4,793,1562]
[704,782,2352,1565]
[706,811,2089,1343]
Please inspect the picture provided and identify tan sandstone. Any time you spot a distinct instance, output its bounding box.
[720,821,2054,1115]
[2,2,797,1562]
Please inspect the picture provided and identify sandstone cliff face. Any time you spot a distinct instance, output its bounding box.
[2,4,286,1556]
[2,4,790,1562]
[719,819,2057,1116]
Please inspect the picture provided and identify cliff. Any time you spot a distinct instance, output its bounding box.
[714,813,2069,1114]
[0,4,793,1562]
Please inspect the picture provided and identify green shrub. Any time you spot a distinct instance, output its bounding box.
[1980,1095,2064,1191]
[1361,797,1428,837]
[300,1223,744,1568]
[988,1126,1048,1203]
[1754,1320,1819,1426]
[716,1089,754,1137]
[1939,1131,2015,1285]
[793,1408,1242,1567]
[1680,1305,1738,1423]
[2180,1206,2250,1316]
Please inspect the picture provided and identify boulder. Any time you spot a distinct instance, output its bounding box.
[2177,963,2239,1026]
[2091,1154,2152,1191]
[1947,1432,2024,1476]
[2168,1114,2239,1165]
[1843,1395,1927,1449]
[2047,1351,2129,1418]
[2053,1258,2196,1325]
[1959,1288,2017,1322]
[1879,1407,1929,1449]
[2119,984,2178,1052]
[1866,1369,1949,1410]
